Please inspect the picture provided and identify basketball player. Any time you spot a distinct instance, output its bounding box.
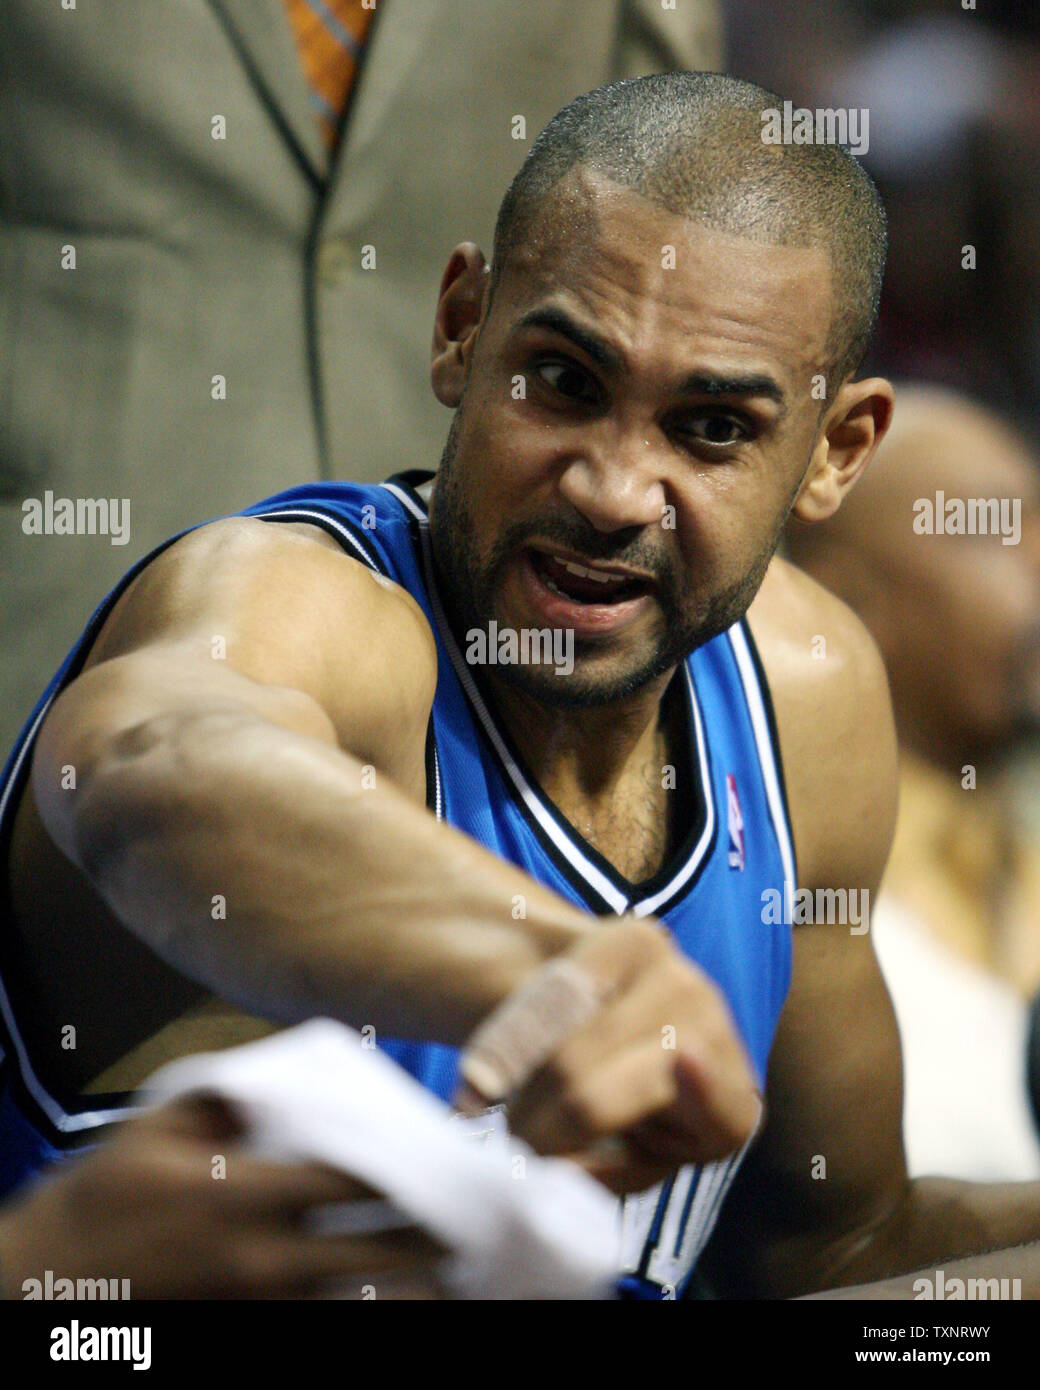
[3,74,1039,1299]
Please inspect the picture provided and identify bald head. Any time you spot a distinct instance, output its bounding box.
[788,387,1034,560]
[788,386,1040,762]
[490,72,887,385]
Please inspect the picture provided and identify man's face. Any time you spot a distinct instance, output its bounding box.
[430,169,835,707]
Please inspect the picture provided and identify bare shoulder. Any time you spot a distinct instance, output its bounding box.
[91,517,433,670]
[70,515,438,768]
[745,556,898,892]
[744,554,889,694]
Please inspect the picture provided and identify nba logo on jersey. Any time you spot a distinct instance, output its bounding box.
[726,774,745,871]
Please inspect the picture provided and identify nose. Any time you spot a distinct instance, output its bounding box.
[555,423,668,534]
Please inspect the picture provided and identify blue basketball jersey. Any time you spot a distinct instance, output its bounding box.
[0,471,795,1296]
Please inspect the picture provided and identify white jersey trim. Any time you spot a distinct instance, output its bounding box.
[379,481,428,522]
[415,522,720,918]
[630,662,716,919]
[415,523,630,913]
[252,505,384,571]
[726,624,798,921]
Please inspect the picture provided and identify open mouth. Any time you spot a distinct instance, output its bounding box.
[526,549,653,605]
[517,547,656,639]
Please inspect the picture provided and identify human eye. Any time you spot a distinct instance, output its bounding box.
[673,410,753,451]
[534,358,601,406]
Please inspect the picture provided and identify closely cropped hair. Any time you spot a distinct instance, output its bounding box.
[491,72,887,385]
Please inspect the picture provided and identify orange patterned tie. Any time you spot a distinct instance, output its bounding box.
[284,0,377,152]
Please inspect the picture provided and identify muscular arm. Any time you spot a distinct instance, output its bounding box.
[700,559,1040,1297]
[30,518,593,1045]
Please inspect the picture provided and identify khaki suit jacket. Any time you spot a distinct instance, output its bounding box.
[0,0,721,749]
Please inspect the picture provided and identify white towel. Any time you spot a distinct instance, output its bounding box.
[142,1019,620,1299]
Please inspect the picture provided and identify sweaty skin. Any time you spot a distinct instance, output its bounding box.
[7,169,1040,1295]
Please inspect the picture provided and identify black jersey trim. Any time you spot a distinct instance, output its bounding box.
[413,523,620,914]
[466,659,714,913]
[413,522,720,918]
[387,466,720,912]
[424,719,443,821]
[250,505,387,574]
[627,665,719,921]
[386,469,722,911]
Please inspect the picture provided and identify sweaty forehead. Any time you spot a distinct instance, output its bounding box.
[493,168,835,385]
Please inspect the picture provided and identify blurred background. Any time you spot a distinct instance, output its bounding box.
[725,0,1040,429]
[728,0,1040,1179]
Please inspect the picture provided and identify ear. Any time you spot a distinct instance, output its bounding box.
[791,378,895,523]
[431,242,490,407]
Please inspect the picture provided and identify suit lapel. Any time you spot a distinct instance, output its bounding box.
[322,0,442,211]
[209,0,328,186]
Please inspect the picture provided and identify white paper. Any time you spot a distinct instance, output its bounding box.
[143,1019,620,1299]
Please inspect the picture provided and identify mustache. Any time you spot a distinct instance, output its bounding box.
[493,517,673,585]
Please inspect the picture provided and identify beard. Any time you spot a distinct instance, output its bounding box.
[428,407,784,709]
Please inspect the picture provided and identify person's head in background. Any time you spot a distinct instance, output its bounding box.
[785,384,1040,771]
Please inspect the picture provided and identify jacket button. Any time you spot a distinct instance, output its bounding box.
[315,238,354,287]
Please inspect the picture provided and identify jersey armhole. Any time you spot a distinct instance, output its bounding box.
[251,505,391,576]
[737,617,799,889]
[255,505,443,823]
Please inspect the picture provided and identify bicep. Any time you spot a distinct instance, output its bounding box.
[81,517,437,749]
[31,518,436,853]
[45,514,431,739]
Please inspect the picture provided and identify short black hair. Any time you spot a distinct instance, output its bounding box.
[490,72,887,386]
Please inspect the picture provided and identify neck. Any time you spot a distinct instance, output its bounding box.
[482,667,679,803]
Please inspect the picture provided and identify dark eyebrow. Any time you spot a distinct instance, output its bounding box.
[675,372,785,408]
[516,306,786,411]
[515,307,620,372]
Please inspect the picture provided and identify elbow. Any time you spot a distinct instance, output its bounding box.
[33,710,170,882]
[33,704,250,885]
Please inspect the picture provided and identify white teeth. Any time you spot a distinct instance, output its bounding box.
[556,556,615,583]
